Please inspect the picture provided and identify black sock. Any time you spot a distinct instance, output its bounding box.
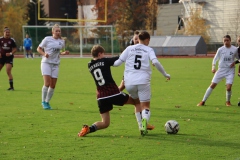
[9,79,13,88]
[89,124,97,133]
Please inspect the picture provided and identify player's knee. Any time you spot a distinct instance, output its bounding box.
[102,122,110,128]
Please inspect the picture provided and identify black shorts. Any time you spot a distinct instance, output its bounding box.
[0,56,14,66]
[98,92,129,114]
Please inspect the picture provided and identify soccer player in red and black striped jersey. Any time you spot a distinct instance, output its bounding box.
[78,45,136,137]
[0,27,17,90]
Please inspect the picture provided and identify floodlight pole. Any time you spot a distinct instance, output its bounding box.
[30,0,38,43]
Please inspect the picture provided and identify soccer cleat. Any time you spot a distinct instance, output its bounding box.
[197,101,205,106]
[45,102,52,109]
[7,88,14,91]
[147,124,155,130]
[140,118,148,136]
[78,125,90,137]
[41,102,51,110]
[225,101,231,107]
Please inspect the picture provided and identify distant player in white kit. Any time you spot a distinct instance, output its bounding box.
[197,35,238,107]
[37,24,70,109]
[114,31,170,136]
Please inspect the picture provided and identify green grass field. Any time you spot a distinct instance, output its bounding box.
[1,58,240,160]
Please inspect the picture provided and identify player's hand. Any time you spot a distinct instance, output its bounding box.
[212,69,216,73]
[44,53,49,58]
[6,53,11,57]
[64,51,70,55]
[230,62,235,68]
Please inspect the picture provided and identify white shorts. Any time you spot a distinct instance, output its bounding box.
[212,68,235,84]
[41,62,59,78]
[125,84,151,102]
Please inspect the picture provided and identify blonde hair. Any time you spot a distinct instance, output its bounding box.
[52,24,60,32]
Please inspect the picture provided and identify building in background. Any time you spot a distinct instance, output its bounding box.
[157,0,240,45]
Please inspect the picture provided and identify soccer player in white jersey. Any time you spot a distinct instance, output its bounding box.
[119,30,155,131]
[114,31,170,136]
[197,35,238,107]
[37,24,70,109]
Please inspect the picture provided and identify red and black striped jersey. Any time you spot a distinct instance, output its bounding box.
[88,56,120,99]
[0,37,17,56]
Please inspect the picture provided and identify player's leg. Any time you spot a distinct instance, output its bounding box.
[225,72,234,106]
[118,79,125,91]
[78,99,112,137]
[0,59,4,71]
[226,84,232,106]
[138,84,151,136]
[197,70,223,106]
[44,65,59,109]
[6,60,14,91]
[78,111,111,137]
[125,85,143,130]
[29,49,33,58]
[26,49,29,58]
[41,63,52,109]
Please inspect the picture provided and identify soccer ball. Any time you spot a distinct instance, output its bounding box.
[164,120,180,134]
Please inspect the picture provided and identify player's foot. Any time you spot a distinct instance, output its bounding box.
[197,101,205,106]
[140,118,148,136]
[41,102,51,110]
[45,102,52,109]
[78,125,90,137]
[7,88,14,91]
[226,101,231,107]
[147,124,155,130]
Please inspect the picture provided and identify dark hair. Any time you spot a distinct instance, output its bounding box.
[134,30,140,35]
[139,31,150,41]
[223,35,231,41]
[4,27,9,32]
[91,45,105,57]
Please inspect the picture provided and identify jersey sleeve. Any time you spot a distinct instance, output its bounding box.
[29,38,32,46]
[105,56,120,66]
[212,48,220,66]
[149,48,157,61]
[119,47,130,62]
[39,37,48,48]
[11,38,17,48]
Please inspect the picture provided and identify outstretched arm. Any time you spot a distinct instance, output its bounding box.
[152,59,170,80]
[113,59,124,67]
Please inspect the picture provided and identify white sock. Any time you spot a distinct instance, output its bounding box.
[45,87,54,103]
[226,91,231,102]
[135,112,142,129]
[141,109,151,123]
[203,87,213,102]
[42,86,49,102]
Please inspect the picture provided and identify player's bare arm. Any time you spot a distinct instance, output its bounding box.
[6,47,17,57]
[61,50,70,55]
[37,46,49,58]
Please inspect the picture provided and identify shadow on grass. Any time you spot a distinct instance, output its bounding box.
[80,132,240,150]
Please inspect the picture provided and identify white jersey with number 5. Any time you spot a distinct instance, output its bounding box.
[119,44,157,85]
[39,36,65,64]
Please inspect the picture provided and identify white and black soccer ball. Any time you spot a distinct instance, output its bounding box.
[164,120,180,134]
